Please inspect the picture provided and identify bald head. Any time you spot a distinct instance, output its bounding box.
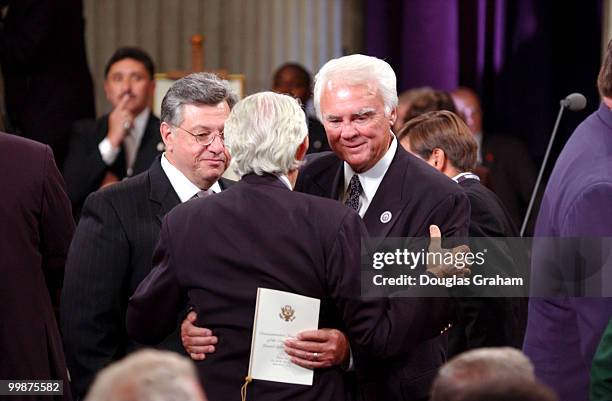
[451,87,482,135]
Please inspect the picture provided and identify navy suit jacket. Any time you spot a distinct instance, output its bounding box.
[523,103,612,401]
[295,145,471,401]
[0,133,74,401]
[62,113,163,219]
[128,173,448,401]
[61,156,232,399]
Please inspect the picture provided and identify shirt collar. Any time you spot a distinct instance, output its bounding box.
[131,108,150,144]
[161,153,222,202]
[276,174,293,190]
[452,171,480,183]
[343,133,397,202]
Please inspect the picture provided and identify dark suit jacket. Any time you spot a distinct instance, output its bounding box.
[128,173,447,401]
[60,156,233,399]
[62,113,162,219]
[448,178,524,356]
[0,132,74,401]
[295,146,471,401]
[0,0,95,165]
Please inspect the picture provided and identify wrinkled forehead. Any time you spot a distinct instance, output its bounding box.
[320,79,384,113]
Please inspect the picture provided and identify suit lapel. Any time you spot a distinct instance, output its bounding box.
[148,157,181,225]
[362,147,407,239]
[329,163,344,201]
[133,115,163,174]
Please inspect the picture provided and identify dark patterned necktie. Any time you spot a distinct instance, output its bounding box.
[344,175,362,212]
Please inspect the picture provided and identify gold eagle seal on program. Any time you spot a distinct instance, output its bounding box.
[279,305,296,321]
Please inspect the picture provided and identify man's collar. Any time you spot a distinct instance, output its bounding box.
[342,133,397,202]
[275,174,293,190]
[161,153,221,202]
[451,171,480,183]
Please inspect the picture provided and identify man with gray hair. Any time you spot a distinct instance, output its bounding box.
[61,72,237,400]
[430,347,536,401]
[127,91,450,401]
[293,54,470,401]
[180,55,470,401]
[85,349,208,401]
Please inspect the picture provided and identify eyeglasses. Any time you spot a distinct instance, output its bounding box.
[173,125,224,146]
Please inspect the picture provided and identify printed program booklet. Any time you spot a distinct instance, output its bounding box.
[247,288,320,385]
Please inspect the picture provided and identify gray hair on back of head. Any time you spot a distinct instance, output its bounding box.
[431,347,535,401]
[224,91,308,177]
[313,54,398,121]
[161,72,239,127]
[84,349,206,401]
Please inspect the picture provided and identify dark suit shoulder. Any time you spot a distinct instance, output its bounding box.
[71,116,107,141]
[460,179,517,237]
[94,170,150,199]
[0,131,48,153]
[398,148,464,198]
[300,151,341,177]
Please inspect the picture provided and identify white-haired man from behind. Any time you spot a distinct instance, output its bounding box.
[127,91,454,401]
[85,349,207,401]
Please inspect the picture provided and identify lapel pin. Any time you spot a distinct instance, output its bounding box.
[380,211,392,224]
[157,142,165,152]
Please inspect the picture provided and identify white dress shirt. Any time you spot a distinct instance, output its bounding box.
[160,153,222,203]
[341,133,397,218]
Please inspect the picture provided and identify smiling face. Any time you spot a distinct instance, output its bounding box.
[161,102,231,189]
[319,80,396,173]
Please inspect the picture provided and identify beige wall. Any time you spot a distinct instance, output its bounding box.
[604,0,612,59]
[84,0,363,116]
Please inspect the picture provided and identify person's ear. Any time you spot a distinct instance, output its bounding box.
[429,148,446,172]
[389,107,397,127]
[295,136,309,161]
[147,78,156,100]
[160,122,174,153]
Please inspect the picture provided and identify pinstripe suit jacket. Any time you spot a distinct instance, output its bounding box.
[60,156,233,399]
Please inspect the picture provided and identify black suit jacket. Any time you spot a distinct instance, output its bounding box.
[60,157,233,399]
[62,113,163,219]
[295,145,471,401]
[128,173,448,401]
[448,178,525,356]
[0,133,74,401]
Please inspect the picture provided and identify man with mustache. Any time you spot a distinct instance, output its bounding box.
[63,47,163,219]
[61,72,237,400]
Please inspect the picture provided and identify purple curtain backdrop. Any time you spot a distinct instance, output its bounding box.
[364,0,602,165]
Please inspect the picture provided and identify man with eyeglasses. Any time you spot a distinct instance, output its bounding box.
[60,72,237,400]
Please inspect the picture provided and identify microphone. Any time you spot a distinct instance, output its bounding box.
[520,93,587,236]
[560,93,587,111]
